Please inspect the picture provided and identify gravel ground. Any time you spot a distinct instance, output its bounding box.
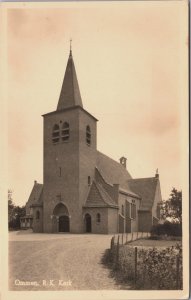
[9,231,128,291]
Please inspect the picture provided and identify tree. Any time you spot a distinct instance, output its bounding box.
[160,188,182,224]
[8,189,26,230]
[8,189,15,223]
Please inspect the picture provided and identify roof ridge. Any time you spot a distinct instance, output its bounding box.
[97,151,126,170]
[128,177,157,181]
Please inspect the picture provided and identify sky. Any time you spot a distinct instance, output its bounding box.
[5,1,188,206]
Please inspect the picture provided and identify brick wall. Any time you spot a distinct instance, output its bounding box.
[43,107,97,233]
[138,210,152,232]
[83,207,108,234]
[32,207,43,232]
[108,208,118,233]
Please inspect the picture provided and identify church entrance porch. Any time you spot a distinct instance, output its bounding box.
[85,214,92,233]
[52,202,70,233]
[59,215,69,232]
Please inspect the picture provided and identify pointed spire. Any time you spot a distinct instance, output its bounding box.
[57,43,83,110]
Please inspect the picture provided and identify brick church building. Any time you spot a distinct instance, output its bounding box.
[21,48,162,234]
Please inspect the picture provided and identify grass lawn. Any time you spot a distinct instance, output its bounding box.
[126,238,182,248]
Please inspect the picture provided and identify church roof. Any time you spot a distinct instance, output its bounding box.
[84,181,118,208]
[96,151,132,189]
[128,177,158,210]
[27,182,43,207]
[57,50,83,110]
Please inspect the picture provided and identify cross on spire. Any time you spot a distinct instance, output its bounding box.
[69,39,72,56]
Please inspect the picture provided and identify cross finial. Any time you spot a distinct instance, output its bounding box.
[155,168,159,178]
[70,39,72,53]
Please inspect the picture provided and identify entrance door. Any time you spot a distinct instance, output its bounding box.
[85,214,92,233]
[59,215,69,232]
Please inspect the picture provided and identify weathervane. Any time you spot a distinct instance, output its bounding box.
[70,39,72,52]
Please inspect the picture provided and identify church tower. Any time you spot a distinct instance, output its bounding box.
[42,48,98,233]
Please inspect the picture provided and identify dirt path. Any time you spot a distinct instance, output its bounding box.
[9,232,128,290]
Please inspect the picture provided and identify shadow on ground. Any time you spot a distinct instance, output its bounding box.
[100,249,133,290]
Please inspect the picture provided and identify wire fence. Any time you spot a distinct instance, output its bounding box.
[112,231,151,246]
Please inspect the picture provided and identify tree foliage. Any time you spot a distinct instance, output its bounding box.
[160,188,182,224]
[8,189,26,230]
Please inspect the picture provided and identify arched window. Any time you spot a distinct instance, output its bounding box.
[52,124,60,143]
[122,205,124,215]
[62,122,70,142]
[86,125,91,145]
[36,211,40,220]
[96,213,101,223]
[88,176,91,185]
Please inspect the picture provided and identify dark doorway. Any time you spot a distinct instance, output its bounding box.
[85,214,92,233]
[59,215,69,232]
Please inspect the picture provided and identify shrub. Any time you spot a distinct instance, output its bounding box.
[109,243,182,290]
[136,245,182,289]
[150,221,182,237]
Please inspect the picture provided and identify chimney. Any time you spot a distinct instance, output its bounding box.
[34,180,37,185]
[119,156,127,168]
[155,168,159,179]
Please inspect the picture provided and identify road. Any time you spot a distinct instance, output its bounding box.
[9,231,128,291]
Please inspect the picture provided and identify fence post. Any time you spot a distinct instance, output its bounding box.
[142,232,143,238]
[137,231,138,239]
[126,233,127,243]
[115,235,120,268]
[110,236,114,250]
[132,232,133,241]
[176,256,180,289]
[122,233,123,245]
[134,247,138,287]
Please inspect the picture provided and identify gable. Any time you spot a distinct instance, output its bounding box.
[26,183,43,207]
[84,181,118,208]
[128,177,159,210]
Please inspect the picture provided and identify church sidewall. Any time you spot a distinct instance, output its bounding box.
[78,110,97,227]
[118,193,140,233]
[107,208,118,233]
[138,211,152,232]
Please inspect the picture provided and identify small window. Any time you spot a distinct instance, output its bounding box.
[122,205,124,215]
[130,203,136,219]
[96,213,101,223]
[88,176,91,185]
[52,124,60,143]
[86,125,91,145]
[61,122,70,142]
[36,211,40,220]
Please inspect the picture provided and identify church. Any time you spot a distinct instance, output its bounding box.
[20,47,162,234]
